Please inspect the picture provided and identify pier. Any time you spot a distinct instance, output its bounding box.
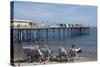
[11,26,89,42]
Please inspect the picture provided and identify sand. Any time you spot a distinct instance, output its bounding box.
[13,56,97,66]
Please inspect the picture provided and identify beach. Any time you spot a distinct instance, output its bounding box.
[14,54,97,66]
[12,27,97,66]
[13,43,97,66]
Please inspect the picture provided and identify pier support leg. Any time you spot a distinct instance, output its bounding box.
[29,29,31,43]
[26,29,28,42]
[19,30,22,42]
[79,28,82,35]
[33,29,36,43]
[53,28,55,40]
[71,28,72,35]
[63,28,65,38]
[46,28,48,41]
[18,30,21,42]
[58,28,60,39]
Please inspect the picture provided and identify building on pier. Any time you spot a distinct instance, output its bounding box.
[38,24,49,28]
[11,19,37,28]
[53,23,84,28]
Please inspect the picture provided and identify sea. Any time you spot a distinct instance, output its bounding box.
[13,27,97,60]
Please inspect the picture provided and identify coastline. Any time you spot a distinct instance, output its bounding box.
[14,56,97,66]
[13,51,97,66]
[12,42,97,66]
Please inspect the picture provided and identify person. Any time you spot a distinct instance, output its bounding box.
[72,45,75,48]
[70,45,82,60]
[41,45,51,59]
[58,46,67,62]
[71,45,82,54]
[59,46,67,57]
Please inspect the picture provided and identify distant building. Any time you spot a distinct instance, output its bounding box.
[49,24,60,28]
[56,23,66,27]
[11,19,37,28]
[39,24,49,28]
[67,24,83,27]
[53,23,84,28]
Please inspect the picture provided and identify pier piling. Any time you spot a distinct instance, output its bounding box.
[11,26,89,43]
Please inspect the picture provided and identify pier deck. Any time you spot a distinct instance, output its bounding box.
[12,26,89,29]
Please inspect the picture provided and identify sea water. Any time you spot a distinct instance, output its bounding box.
[13,27,97,60]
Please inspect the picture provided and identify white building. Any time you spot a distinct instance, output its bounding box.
[11,19,37,28]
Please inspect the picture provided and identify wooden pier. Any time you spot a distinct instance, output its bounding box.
[11,26,89,42]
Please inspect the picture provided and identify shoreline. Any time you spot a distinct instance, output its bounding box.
[13,56,97,66]
[13,45,97,66]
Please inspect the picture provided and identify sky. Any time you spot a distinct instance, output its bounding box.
[11,1,97,27]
